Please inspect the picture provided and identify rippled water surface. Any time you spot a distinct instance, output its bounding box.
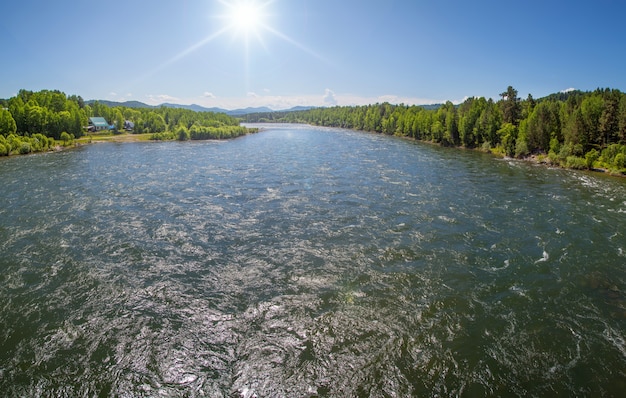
[1,124,625,396]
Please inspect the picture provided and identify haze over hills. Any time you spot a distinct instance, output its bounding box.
[9,90,586,119]
[84,100,311,116]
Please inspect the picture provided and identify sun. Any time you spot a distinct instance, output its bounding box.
[221,0,269,39]
[230,2,263,33]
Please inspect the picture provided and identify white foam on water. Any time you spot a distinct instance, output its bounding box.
[603,325,626,360]
[535,250,549,263]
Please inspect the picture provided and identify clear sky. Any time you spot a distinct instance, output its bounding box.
[1,0,625,110]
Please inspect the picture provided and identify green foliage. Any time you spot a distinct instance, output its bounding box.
[60,131,72,145]
[7,90,86,139]
[30,134,51,152]
[526,101,560,152]
[585,149,599,169]
[497,123,517,157]
[615,153,626,169]
[549,137,561,154]
[176,125,190,141]
[0,108,17,135]
[515,136,530,158]
[558,142,574,162]
[500,86,521,125]
[565,156,587,170]
[0,89,255,155]
[599,144,626,170]
[189,125,248,140]
[19,142,32,154]
[547,150,559,165]
[0,142,8,156]
[150,132,175,141]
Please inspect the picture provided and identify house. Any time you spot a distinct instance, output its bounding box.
[88,117,111,132]
[124,120,135,131]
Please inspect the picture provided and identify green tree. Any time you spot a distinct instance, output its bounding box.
[458,97,486,147]
[60,131,72,145]
[563,108,587,149]
[580,95,604,149]
[522,93,536,119]
[478,99,502,146]
[24,100,46,134]
[499,86,521,125]
[619,95,626,143]
[114,109,124,133]
[176,125,190,141]
[443,101,459,146]
[0,108,17,136]
[498,123,518,156]
[599,91,620,145]
[526,101,559,153]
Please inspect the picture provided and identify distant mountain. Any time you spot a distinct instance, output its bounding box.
[227,107,274,115]
[86,100,155,109]
[85,100,310,115]
[285,106,316,112]
[159,103,227,113]
[538,89,585,102]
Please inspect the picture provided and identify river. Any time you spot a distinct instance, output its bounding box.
[1,124,625,397]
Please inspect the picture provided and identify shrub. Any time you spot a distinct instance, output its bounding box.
[7,134,21,152]
[150,132,174,141]
[490,145,505,157]
[0,142,8,156]
[549,137,560,154]
[600,144,626,167]
[60,131,72,145]
[572,144,584,156]
[515,138,529,158]
[19,142,32,154]
[585,149,599,169]
[176,126,190,141]
[558,143,573,161]
[614,153,626,169]
[547,150,559,165]
[566,156,587,170]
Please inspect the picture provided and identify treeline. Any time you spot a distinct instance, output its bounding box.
[0,89,255,156]
[152,124,252,141]
[90,101,255,141]
[246,87,626,172]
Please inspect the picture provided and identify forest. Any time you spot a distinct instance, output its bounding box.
[2,87,626,173]
[0,89,255,156]
[245,87,626,173]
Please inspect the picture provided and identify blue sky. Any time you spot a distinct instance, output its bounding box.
[1,0,625,110]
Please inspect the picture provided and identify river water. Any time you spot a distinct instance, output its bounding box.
[0,124,625,397]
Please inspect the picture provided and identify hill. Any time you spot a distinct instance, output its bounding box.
[84,100,310,116]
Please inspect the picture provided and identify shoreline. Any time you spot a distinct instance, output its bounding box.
[390,128,626,178]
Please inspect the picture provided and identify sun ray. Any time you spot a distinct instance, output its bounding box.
[261,24,331,64]
[133,0,327,88]
[132,26,231,86]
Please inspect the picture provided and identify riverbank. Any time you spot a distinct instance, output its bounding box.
[76,133,154,143]
[521,153,626,177]
[390,128,626,178]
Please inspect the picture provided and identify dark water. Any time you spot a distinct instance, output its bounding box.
[1,124,625,397]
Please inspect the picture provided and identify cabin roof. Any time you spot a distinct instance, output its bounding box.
[89,117,109,127]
